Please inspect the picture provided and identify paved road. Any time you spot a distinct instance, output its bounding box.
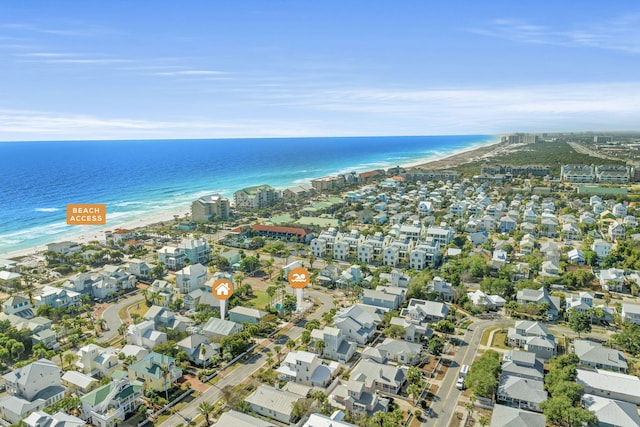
[423,319,512,427]
[158,289,335,427]
[98,292,144,342]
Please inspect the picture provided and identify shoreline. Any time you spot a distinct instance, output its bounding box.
[1,208,190,261]
[404,138,504,171]
[1,138,504,261]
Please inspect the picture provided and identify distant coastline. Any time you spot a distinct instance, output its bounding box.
[0,135,499,257]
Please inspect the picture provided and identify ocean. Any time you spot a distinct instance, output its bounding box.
[0,135,496,255]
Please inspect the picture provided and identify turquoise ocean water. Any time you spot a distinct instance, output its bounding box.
[0,135,496,255]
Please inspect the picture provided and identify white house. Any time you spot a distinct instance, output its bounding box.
[621,303,640,325]
[34,285,81,310]
[591,239,612,259]
[0,359,65,424]
[75,344,120,378]
[175,263,208,294]
[245,385,304,424]
[310,326,356,363]
[80,375,143,427]
[125,319,167,350]
[276,351,338,387]
[333,305,377,345]
[600,268,625,292]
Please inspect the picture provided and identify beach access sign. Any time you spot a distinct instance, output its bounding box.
[66,204,107,225]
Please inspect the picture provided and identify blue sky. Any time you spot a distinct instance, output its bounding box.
[1,1,639,141]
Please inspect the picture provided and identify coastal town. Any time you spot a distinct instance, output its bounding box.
[3,133,640,427]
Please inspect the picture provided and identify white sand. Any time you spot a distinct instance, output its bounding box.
[1,207,190,261]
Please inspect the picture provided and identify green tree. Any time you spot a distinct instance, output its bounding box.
[151,262,165,279]
[568,309,592,338]
[63,353,76,371]
[408,383,422,404]
[427,336,445,356]
[198,401,214,426]
[239,256,261,274]
[433,320,455,335]
[541,396,597,427]
[291,398,311,422]
[465,350,501,398]
[609,322,640,355]
[406,366,422,385]
[384,324,405,339]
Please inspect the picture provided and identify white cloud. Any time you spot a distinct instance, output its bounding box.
[1,81,638,141]
[0,109,323,141]
[153,70,227,76]
[470,14,640,54]
[16,52,79,58]
[1,22,112,37]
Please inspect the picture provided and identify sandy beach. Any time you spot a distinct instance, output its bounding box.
[1,207,190,261]
[1,139,508,262]
[404,139,507,171]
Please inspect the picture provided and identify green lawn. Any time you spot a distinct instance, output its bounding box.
[245,289,271,309]
[490,331,509,349]
[459,320,472,330]
[480,326,501,346]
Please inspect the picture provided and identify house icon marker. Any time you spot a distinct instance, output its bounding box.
[215,282,230,296]
[212,278,233,300]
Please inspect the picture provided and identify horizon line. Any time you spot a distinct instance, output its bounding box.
[1,130,639,144]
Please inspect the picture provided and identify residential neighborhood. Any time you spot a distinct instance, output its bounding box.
[3,136,640,427]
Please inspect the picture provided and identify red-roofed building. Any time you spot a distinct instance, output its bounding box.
[359,169,384,183]
[250,224,309,242]
[105,228,136,244]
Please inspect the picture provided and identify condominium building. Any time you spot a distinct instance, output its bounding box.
[191,194,230,222]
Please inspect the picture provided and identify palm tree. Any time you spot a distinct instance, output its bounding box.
[200,343,208,367]
[198,401,214,426]
[408,383,421,404]
[63,353,76,371]
[262,259,275,280]
[234,273,245,288]
[161,364,171,401]
[266,286,277,307]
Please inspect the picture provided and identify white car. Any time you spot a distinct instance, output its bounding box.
[455,377,464,390]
